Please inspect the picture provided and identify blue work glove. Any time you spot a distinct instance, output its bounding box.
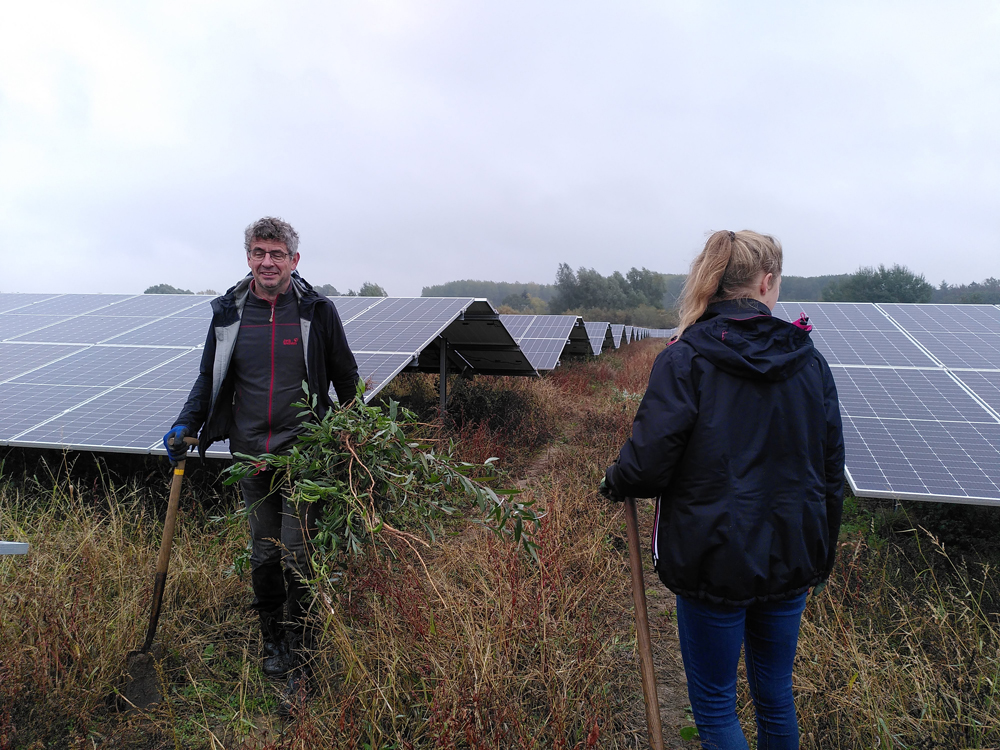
[163,425,192,465]
[599,476,623,502]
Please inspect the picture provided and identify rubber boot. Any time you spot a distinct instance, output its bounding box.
[260,608,296,679]
[277,631,313,717]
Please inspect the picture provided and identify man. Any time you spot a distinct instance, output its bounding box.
[163,217,359,710]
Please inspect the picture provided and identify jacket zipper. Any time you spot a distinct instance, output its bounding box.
[265,298,276,452]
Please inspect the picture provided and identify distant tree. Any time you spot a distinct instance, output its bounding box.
[313,283,341,297]
[550,264,665,313]
[144,284,193,294]
[779,274,849,302]
[196,289,217,296]
[422,279,557,303]
[932,277,1000,304]
[822,264,933,303]
[358,282,388,297]
[501,291,548,314]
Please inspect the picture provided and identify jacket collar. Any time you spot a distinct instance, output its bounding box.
[701,298,772,321]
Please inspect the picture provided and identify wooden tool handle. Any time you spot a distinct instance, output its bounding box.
[140,436,198,653]
[625,496,664,750]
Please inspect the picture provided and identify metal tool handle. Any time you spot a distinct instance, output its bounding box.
[140,436,198,654]
[625,496,664,750]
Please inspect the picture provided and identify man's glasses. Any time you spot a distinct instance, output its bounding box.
[249,248,292,262]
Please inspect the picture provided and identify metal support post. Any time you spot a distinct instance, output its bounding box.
[439,337,448,412]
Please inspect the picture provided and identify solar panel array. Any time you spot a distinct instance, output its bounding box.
[773,302,1000,506]
[0,293,533,458]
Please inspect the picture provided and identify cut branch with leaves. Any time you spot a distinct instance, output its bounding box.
[223,382,542,586]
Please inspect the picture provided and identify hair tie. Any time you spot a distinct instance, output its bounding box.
[728,231,736,242]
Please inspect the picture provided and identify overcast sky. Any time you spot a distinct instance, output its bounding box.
[1,1,997,296]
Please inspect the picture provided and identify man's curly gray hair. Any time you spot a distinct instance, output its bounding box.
[244,217,299,256]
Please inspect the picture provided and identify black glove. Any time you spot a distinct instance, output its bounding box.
[163,425,191,465]
[599,476,623,502]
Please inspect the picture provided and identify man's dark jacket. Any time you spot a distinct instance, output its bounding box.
[174,272,360,458]
[605,299,845,607]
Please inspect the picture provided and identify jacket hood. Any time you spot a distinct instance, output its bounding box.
[680,299,816,382]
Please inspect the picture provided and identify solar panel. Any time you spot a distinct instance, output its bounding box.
[907,331,1000,370]
[0,315,75,340]
[499,314,582,371]
[0,294,61,313]
[500,315,536,340]
[879,303,1000,334]
[775,301,894,331]
[516,338,567,372]
[1,293,534,457]
[771,301,1000,506]
[10,347,182,388]
[11,294,133,316]
[102,295,209,317]
[584,322,612,355]
[952,371,1000,415]
[9,315,163,345]
[809,328,937,367]
[610,324,625,348]
[102,316,210,347]
[647,328,676,339]
[0,383,105,441]
[834,368,1000,502]
[11,387,189,453]
[0,343,86,382]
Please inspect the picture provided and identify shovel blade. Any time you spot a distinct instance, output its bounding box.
[122,650,163,710]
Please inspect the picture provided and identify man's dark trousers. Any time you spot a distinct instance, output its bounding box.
[241,468,319,639]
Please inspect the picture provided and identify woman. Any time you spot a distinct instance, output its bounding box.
[601,230,845,749]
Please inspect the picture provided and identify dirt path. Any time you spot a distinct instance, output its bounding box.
[518,430,692,748]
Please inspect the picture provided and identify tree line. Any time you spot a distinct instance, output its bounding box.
[144,281,389,297]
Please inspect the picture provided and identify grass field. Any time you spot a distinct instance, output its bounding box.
[3,338,1000,748]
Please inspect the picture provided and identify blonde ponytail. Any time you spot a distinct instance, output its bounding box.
[676,230,783,337]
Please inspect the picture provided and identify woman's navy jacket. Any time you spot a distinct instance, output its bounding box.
[606,299,845,606]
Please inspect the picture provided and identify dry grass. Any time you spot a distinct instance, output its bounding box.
[4,340,1000,748]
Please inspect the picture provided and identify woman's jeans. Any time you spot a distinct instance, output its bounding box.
[676,592,808,750]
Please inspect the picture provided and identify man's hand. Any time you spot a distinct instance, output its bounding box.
[599,476,623,502]
[163,426,192,466]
